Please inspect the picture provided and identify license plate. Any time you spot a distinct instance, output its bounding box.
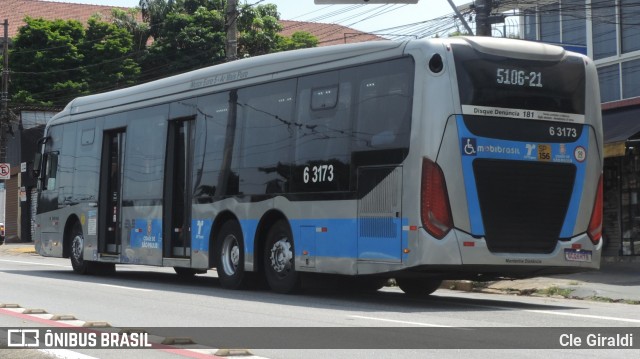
[564,249,592,262]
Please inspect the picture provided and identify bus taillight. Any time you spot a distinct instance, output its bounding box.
[421,158,453,239]
[587,174,603,245]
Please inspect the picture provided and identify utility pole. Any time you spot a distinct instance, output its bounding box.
[226,0,238,61]
[473,0,506,37]
[1,19,9,164]
[220,1,239,197]
[475,0,492,36]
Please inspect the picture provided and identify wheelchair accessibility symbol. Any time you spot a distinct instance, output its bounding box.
[462,137,477,156]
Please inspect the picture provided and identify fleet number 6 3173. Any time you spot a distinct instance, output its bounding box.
[303,165,334,183]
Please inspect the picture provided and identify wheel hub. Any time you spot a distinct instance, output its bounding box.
[270,239,292,273]
[221,235,240,275]
[72,235,83,261]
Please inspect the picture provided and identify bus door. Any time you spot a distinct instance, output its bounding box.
[164,119,194,259]
[99,130,125,255]
[357,166,403,263]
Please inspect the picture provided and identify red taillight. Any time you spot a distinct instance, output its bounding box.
[421,158,453,239]
[587,174,603,245]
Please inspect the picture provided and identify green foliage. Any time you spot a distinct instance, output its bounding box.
[276,31,319,52]
[11,15,141,106]
[142,6,226,80]
[82,16,141,93]
[11,17,87,106]
[237,3,283,57]
[9,2,319,105]
[110,8,151,52]
[12,90,53,107]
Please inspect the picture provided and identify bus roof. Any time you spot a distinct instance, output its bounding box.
[49,40,407,126]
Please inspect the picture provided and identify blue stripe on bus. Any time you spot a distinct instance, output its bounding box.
[456,115,589,238]
[189,218,408,261]
[559,128,589,237]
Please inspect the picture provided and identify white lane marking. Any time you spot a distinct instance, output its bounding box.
[458,301,640,324]
[99,284,152,292]
[0,259,70,268]
[350,315,453,327]
[524,309,640,324]
[39,349,99,359]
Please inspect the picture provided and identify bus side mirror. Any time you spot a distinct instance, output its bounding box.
[33,152,42,178]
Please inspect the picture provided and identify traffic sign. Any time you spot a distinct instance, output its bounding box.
[0,163,10,180]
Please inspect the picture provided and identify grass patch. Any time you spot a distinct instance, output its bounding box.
[587,296,615,303]
[586,296,640,305]
[621,300,640,305]
[536,286,573,298]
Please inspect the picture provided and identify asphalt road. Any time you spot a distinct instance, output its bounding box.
[1,251,639,359]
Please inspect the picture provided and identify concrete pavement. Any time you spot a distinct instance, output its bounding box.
[476,260,640,303]
[2,242,639,303]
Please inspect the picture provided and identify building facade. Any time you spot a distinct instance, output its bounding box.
[518,0,640,259]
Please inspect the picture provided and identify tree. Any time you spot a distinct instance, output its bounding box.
[237,3,283,57]
[139,1,319,80]
[82,16,141,93]
[110,8,151,53]
[142,5,226,81]
[276,31,319,52]
[139,0,176,39]
[10,17,88,106]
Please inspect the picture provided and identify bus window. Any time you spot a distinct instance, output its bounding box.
[237,79,295,195]
[354,58,413,151]
[293,70,352,192]
[193,92,233,201]
[122,106,168,201]
[238,80,295,169]
[43,152,59,190]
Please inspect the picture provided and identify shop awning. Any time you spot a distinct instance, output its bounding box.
[602,106,640,157]
[603,107,640,144]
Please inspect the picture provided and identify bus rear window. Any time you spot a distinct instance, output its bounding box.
[452,43,586,115]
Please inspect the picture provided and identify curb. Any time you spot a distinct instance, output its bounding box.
[441,280,475,292]
[0,243,36,254]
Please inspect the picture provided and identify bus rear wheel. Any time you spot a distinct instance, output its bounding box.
[397,278,442,296]
[264,220,299,294]
[215,221,246,289]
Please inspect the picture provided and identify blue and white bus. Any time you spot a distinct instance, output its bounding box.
[34,36,603,295]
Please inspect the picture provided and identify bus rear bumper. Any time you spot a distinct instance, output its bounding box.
[453,229,601,272]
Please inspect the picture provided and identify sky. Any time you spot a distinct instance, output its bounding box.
[47,0,471,34]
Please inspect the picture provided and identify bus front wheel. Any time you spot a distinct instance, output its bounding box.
[397,278,442,296]
[264,220,299,294]
[70,222,89,274]
[215,221,246,289]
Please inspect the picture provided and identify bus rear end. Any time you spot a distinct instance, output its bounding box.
[409,37,603,280]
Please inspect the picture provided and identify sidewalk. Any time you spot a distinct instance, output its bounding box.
[2,242,639,303]
[447,260,640,303]
[0,242,37,255]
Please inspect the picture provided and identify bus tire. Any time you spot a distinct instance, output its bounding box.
[264,220,299,294]
[69,222,90,274]
[397,278,442,296]
[215,221,246,289]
